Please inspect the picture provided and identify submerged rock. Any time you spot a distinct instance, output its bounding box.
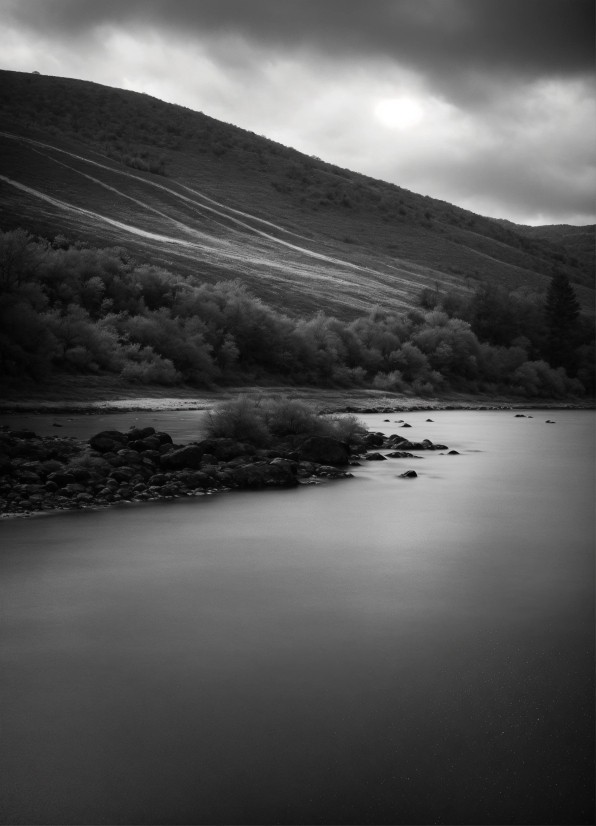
[386,451,420,458]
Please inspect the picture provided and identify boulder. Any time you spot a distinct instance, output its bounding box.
[194,438,256,462]
[109,467,136,483]
[447,450,460,455]
[15,470,41,484]
[141,449,162,463]
[314,465,350,478]
[160,445,204,471]
[63,483,87,496]
[270,457,297,472]
[129,436,162,452]
[89,436,123,453]
[365,452,387,461]
[298,436,349,465]
[225,455,255,468]
[399,470,418,478]
[116,449,143,465]
[298,460,317,474]
[386,451,417,458]
[127,426,156,441]
[184,471,211,490]
[88,431,128,453]
[200,453,219,466]
[364,433,384,447]
[230,462,298,489]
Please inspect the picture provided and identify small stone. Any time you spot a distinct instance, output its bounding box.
[399,470,417,478]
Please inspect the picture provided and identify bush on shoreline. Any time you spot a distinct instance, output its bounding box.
[205,396,366,446]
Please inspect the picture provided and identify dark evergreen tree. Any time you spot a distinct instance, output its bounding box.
[544,272,581,371]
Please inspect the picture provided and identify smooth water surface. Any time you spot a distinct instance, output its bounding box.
[1,411,594,824]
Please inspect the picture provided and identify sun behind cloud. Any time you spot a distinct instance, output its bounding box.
[374,97,424,129]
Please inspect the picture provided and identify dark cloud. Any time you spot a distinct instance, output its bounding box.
[1,0,594,224]
[6,0,595,84]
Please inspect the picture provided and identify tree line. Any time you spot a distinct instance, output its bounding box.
[0,229,592,397]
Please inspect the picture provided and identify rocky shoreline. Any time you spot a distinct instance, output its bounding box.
[323,402,594,414]
[0,422,454,519]
[0,395,592,417]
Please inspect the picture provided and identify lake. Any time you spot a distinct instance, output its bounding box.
[0,410,594,825]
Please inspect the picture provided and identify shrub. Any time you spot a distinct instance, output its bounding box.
[121,358,179,384]
[321,414,367,443]
[205,396,367,446]
[204,397,271,445]
[372,370,405,391]
[261,397,324,437]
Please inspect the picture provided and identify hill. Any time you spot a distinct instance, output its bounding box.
[1,69,593,321]
[494,219,595,283]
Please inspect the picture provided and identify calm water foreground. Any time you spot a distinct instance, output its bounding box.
[0,410,594,825]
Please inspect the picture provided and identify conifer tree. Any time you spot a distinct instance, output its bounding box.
[544,272,580,371]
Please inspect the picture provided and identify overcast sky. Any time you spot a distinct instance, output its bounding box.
[1,0,594,225]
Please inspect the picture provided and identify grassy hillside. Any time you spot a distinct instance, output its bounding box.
[1,69,593,321]
[495,219,595,282]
